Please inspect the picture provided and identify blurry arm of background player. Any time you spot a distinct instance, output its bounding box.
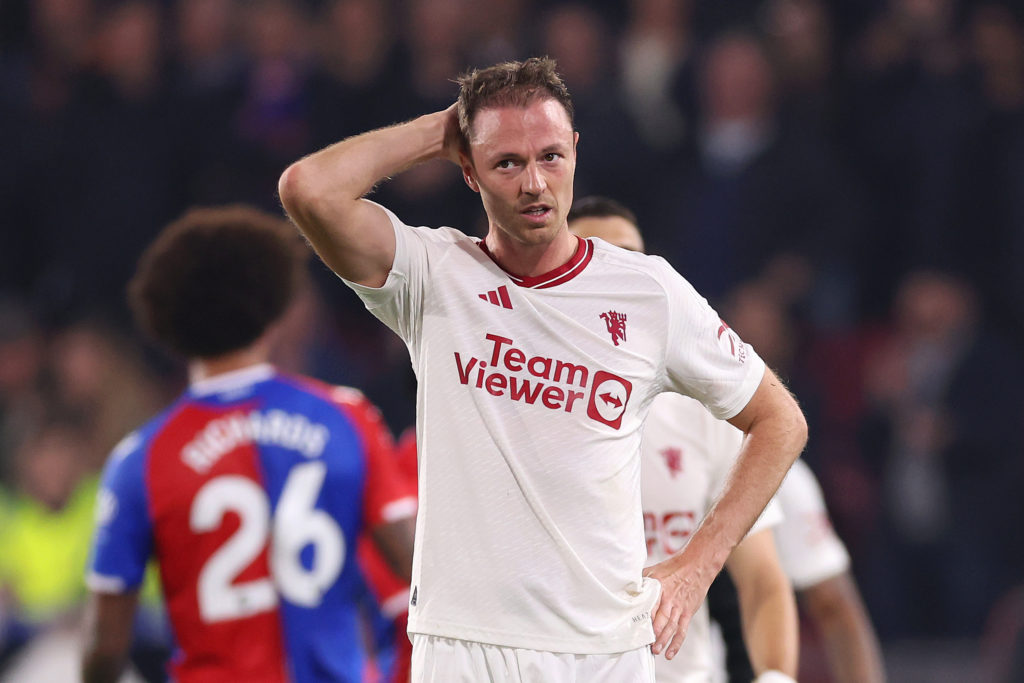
[726,528,799,679]
[371,516,416,583]
[81,590,138,683]
[801,571,887,683]
[278,104,463,287]
[646,368,807,659]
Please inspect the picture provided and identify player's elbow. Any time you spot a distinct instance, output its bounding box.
[278,160,318,223]
[788,405,809,454]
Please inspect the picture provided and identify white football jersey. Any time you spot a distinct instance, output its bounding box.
[344,203,766,654]
[641,392,782,682]
[773,459,850,589]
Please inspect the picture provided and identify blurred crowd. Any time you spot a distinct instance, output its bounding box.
[1,0,1024,678]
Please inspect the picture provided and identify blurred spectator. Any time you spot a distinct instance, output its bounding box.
[3,0,96,115]
[859,271,1024,638]
[34,0,185,323]
[760,0,837,137]
[371,0,478,233]
[620,0,696,151]
[464,0,530,65]
[954,3,1024,341]
[648,30,861,323]
[45,319,167,471]
[845,0,976,317]
[0,418,96,671]
[168,0,247,207]
[540,4,653,210]
[220,0,316,209]
[312,0,405,138]
[171,0,243,95]
[0,299,46,485]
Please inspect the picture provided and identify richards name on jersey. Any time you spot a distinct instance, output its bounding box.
[453,333,633,429]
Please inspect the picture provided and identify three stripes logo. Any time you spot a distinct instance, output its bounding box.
[478,285,513,309]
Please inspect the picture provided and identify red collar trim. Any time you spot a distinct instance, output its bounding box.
[478,237,594,289]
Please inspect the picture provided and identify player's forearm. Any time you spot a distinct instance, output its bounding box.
[808,575,887,683]
[727,531,799,677]
[278,111,450,284]
[689,371,808,572]
[739,575,799,676]
[81,591,138,683]
[673,423,806,583]
[280,111,448,214]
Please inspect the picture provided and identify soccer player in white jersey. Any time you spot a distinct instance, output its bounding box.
[772,459,886,683]
[278,57,807,681]
[570,197,800,683]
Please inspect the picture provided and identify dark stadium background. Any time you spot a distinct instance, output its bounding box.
[1,0,1022,680]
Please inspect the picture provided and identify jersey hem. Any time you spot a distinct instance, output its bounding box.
[406,616,655,655]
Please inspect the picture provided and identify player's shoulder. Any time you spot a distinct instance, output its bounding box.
[274,373,385,424]
[100,398,186,481]
[588,240,700,296]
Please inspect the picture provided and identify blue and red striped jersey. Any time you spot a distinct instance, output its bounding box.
[88,364,416,683]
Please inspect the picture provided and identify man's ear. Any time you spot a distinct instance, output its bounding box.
[573,131,580,154]
[461,153,480,193]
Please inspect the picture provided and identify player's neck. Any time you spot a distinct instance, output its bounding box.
[484,228,579,279]
[189,343,271,384]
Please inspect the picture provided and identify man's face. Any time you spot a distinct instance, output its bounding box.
[462,98,578,249]
[568,215,645,252]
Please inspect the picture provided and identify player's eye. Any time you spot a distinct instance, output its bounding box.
[543,153,561,162]
[496,159,517,169]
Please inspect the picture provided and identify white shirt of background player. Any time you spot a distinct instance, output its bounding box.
[643,393,796,683]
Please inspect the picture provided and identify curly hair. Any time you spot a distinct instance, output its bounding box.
[128,205,305,359]
[456,56,574,149]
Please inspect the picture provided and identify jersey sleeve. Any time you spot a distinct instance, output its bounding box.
[333,388,418,528]
[86,433,153,593]
[773,460,850,589]
[656,259,766,420]
[340,201,431,347]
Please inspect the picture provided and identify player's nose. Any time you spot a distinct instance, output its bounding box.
[522,162,546,195]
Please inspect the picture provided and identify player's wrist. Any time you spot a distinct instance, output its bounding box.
[755,671,797,683]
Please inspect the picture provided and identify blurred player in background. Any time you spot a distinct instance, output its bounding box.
[570,196,884,683]
[569,197,799,683]
[356,426,420,683]
[279,56,807,680]
[81,206,416,683]
[766,459,886,683]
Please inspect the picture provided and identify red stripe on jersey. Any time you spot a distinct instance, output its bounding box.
[488,290,500,305]
[497,285,512,308]
[146,403,288,683]
[477,236,594,289]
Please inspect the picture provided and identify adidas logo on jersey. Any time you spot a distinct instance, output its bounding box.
[478,285,513,309]
[453,333,632,429]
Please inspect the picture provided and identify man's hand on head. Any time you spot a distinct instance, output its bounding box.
[441,103,464,166]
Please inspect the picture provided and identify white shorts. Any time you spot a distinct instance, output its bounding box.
[411,634,656,683]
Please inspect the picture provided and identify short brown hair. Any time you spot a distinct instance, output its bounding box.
[129,205,305,359]
[456,57,574,148]
[568,196,638,227]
